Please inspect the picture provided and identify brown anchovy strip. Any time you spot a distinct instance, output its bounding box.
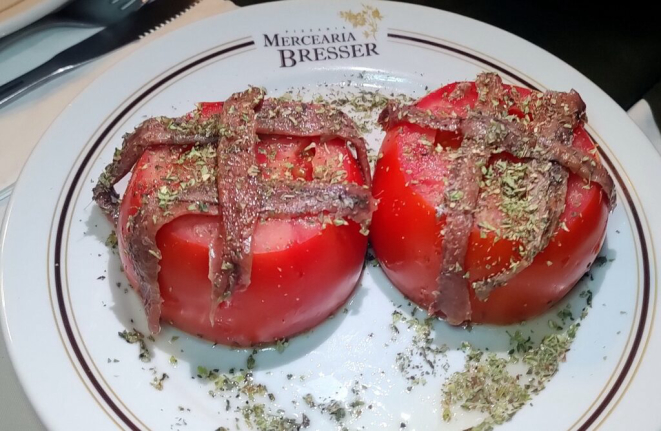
[92,118,218,225]
[377,101,461,134]
[256,99,372,187]
[436,138,490,324]
[471,161,568,300]
[93,100,372,224]
[431,74,508,324]
[123,182,219,333]
[94,90,374,333]
[378,106,614,206]
[210,88,264,308]
[430,73,503,325]
[378,72,615,324]
[462,115,615,205]
[261,181,374,223]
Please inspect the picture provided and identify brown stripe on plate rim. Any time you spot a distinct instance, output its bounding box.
[47,30,652,431]
[49,38,255,431]
[57,39,258,430]
[387,31,652,430]
[390,30,652,427]
[52,39,255,431]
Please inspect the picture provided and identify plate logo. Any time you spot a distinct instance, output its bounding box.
[262,5,383,68]
[339,4,383,38]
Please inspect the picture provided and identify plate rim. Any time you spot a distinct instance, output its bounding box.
[1,1,659,429]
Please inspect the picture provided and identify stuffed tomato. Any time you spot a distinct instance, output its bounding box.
[370,73,614,325]
[94,88,374,346]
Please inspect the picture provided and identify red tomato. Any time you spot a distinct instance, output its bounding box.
[370,82,609,324]
[118,110,368,346]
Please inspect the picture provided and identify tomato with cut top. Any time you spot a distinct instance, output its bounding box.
[370,81,610,324]
[117,102,368,346]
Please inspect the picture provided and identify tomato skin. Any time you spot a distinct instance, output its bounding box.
[371,130,442,310]
[371,82,610,324]
[118,132,368,346]
[157,215,366,346]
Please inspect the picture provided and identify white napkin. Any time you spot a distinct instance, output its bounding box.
[0,0,238,193]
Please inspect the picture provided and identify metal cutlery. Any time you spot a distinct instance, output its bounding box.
[0,0,199,109]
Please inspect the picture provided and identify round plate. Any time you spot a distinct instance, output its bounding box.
[2,1,660,430]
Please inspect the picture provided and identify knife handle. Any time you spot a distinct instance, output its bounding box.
[0,56,79,109]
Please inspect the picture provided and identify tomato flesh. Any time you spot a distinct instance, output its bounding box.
[118,128,368,346]
[371,82,609,324]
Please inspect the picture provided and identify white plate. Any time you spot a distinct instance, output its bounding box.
[0,0,68,38]
[2,1,660,430]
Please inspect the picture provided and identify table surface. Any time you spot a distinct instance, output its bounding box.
[1,4,661,429]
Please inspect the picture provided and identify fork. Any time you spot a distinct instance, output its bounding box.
[0,0,145,51]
